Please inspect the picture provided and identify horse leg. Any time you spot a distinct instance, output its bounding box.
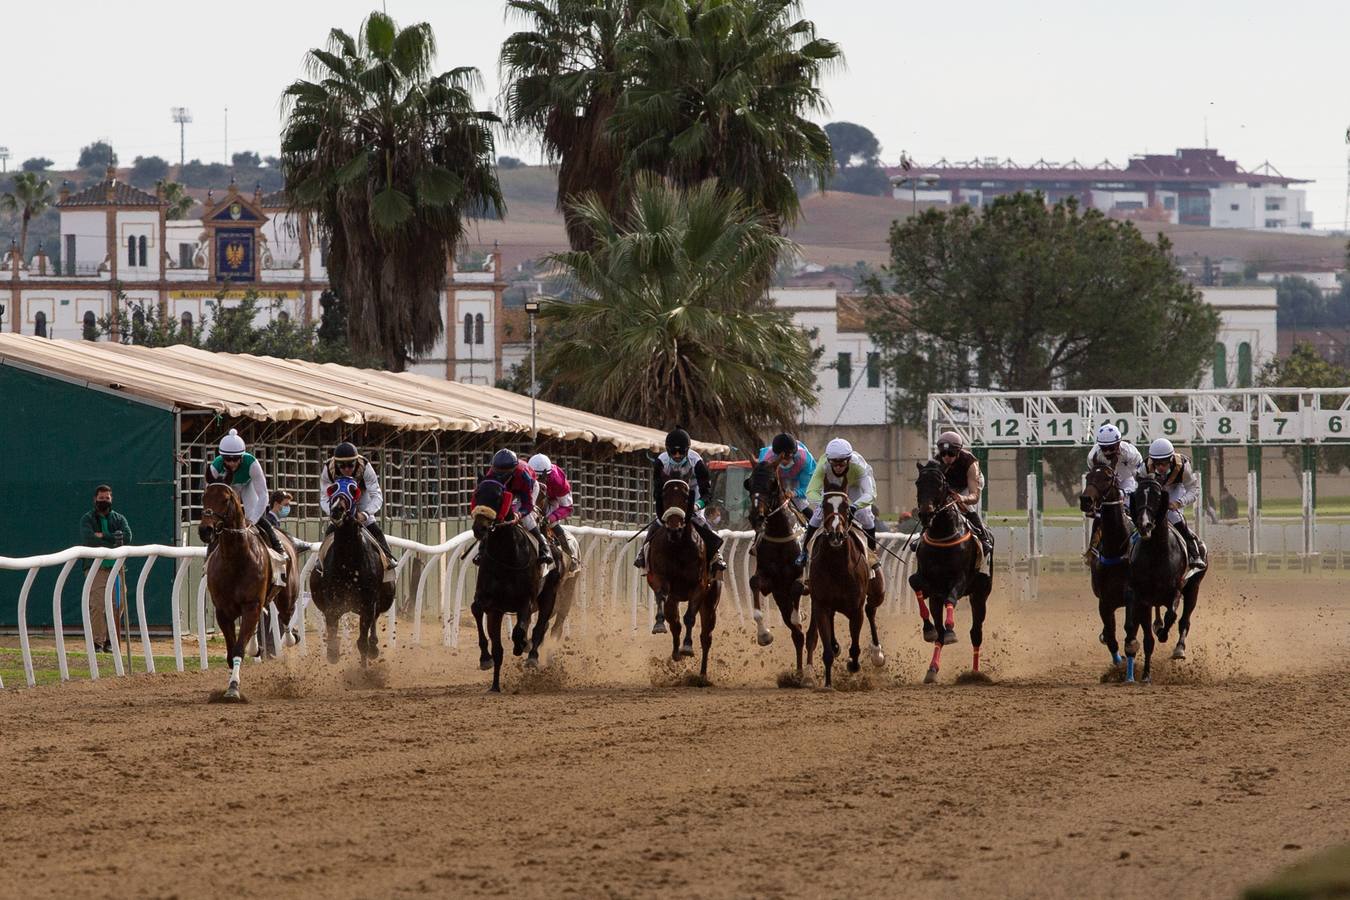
[488,609,505,693]
[1160,591,1179,643]
[666,595,683,661]
[526,580,558,669]
[681,600,697,658]
[1141,610,1156,684]
[363,597,381,661]
[512,609,531,657]
[750,573,773,647]
[1123,594,1142,684]
[698,585,719,680]
[818,607,835,688]
[942,597,958,645]
[356,606,373,668]
[969,583,990,674]
[1173,579,1201,660]
[472,600,491,672]
[865,581,885,668]
[1099,594,1122,666]
[846,609,863,674]
[779,585,806,677]
[230,601,262,698]
[1153,604,1167,642]
[217,609,243,698]
[804,602,819,669]
[323,609,341,664]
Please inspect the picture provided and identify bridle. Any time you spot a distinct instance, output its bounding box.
[916,467,964,541]
[201,487,248,536]
[751,474,802,543]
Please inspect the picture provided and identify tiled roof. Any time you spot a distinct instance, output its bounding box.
[57,175,164,208]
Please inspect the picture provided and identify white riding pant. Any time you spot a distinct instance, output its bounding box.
[1165,485,1190,526]
[808,503,875,530]
[790,496,810,513]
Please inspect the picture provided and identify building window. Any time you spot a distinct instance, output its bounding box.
[1264,219,1283,229]
[1237,342,1253,388]
[278,310,290,324]
[65,235,76,275]
[1162,196,1176,210]
[127,236,136,266]
[474,313,484,345]
[138,235,148,267]
[1229,203,1240,211]
[837,352,852,389]
[1212,343,1228,388]
[180,311,194,336]
[34,310,47,338]
[1264,197,1283,211]
[179,243,194,269]
[463,313,473,345]
[82,310,98,341]
[866,352,881,388]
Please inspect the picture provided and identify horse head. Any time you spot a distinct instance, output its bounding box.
[821,492,852,548]
[328,476,361,525]
[1079,463,1120,515]
[914,460,950,527]
[1134,475,1165,540]
[470,479,511,541]
[199,482,243,542]
[745,461,783,527]
[661,479,692,532]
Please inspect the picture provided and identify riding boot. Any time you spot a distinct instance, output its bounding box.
[794,525,817,568]
[529,524,554,568]
[694,518,727,572]
[1174,518,1206,569]
[550,523,572,561]
[967,508,994,561]
[865,527,877,551]
[256,515,285,555]
[365,521,396,568]
[633,521,659,568]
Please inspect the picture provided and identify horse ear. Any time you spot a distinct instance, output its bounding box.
[742,478,751,490]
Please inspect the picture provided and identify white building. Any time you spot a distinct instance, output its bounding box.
[1210,185,1313,232]
[1201,286,1278,389]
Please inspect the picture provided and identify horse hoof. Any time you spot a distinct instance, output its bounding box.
[478,658,493,672]
[524,657,539,670]
[487,685,501,694]
[652,621,667,635]
[327,649,340,665]
[922,623,938,643]
[1141,674,1152,685]
[847,660,861,674]
[1124,639,1139,655]
[1171,646,1187,661]
[869,647,886,668]
[282,630,298,648]
[1153,623,1167,641]
[1098,630,1108,645]
[757,631,774,647]
[923,667,939,685]
[941,629,958,646]
[679,647,696,659]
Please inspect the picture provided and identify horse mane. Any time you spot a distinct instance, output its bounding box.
[748,460,779,495]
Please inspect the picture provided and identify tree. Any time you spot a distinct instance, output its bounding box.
[1277,275,1333,328]
[869,192,1220,500]
[20,157,53,172]
[77,140,117,169]
[130,155,170,187]
[496,155,526,170]
[824,121,880,169]
[231,151,262,168]
[0,172,55,259]
[157,180,195,219]
[281,11,504,371]
[537,176,817,447]
[830,164,891,196]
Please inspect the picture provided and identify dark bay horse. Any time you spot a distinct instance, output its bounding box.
[911,461,991,684]
[746,461,808,674]
[309,476,396,666]
[647,479,721,680]
[470,479,561,693]
[804,492,884,688]
[1080,462,1133,667]
[1124,475,1205,684]
[200,483,298,700]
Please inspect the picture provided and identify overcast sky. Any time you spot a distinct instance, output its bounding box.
[4,0,1346,229]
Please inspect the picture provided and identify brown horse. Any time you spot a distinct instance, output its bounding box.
[545,523,582,641]
[200,483,298,700]
[745,460,808,676]
[646,479,721,680]
[805,492,885,688]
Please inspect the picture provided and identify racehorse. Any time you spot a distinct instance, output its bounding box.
[646,479,721,681]
[804,492,885,688]
[1124,474,1205,683]
[911,461,991,684]
[1080,462,1134,667]
[470,479,561,693]
[199,482,298,700]
[745,460,808,675]
[545,522,582,641]
[308,476,396,666]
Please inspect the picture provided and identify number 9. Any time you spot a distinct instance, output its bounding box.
[1164,418,1177,435]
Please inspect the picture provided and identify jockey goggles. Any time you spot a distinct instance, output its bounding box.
[222,454,243,464]
[938,444,959,458]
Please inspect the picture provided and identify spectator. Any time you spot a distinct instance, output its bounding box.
[265,489,294,530]
[79,485,132,654]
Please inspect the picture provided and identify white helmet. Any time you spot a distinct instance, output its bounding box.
[219,428,246,455]
[527,453,552,476]
[1148,437,1175,460]
[825,438,853,460]
[1096,423,1121,447]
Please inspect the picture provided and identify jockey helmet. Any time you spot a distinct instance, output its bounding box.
[491,449,519,472]
[334,441,359,461]
[771,433,797,456]
[1148,437,1175,460]
[528,453,552,477]
[936,430,963,458]
[1096,423,1122,448]
[219,429,246,456]
[665,428,691,456]
[825,438,853,461]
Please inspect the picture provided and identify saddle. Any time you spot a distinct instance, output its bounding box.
[803,525,877,569]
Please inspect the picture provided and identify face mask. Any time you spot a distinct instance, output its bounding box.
[280,505,291,518]
[95,500,111,513]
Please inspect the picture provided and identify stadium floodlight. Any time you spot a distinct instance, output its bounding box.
[170,108,193,168]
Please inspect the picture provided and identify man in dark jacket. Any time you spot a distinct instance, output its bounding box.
[79,484,133,653]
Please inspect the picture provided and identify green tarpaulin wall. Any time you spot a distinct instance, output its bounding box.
[0,363,177,628]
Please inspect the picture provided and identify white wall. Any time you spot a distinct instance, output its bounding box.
[1211,185,1312,231]
[1200,286,1278,388]
[60,211,106,275]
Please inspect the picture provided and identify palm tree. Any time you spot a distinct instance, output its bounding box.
[281,11,504,370]
[539,175,817,446]
[157,180,195,219]
[1,172,54,261]
[500,0,640,248]
[612,0,840,231]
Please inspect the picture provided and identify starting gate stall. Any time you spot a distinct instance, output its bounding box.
[928,387,1350,574]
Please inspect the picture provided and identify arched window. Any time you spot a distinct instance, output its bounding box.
[126,236,136,266]
[82,310,97,341]
[133,309,146,335]
[181,311,194,337]
[474,313,484,345]
[34,310,47,338]
[1237,342,1253,388]
[278,310,290,324]
[1212,342,1228,389]
[138,236,148,268]
[463,312,473,345]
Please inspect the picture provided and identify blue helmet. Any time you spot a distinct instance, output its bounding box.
[491,449,518,471]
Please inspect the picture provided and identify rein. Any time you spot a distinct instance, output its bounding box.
[752,489,802,543]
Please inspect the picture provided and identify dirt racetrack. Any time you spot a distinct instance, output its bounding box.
[3,569,1349,899]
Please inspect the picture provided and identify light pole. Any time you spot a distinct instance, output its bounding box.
[524,297,540,439]
[893,170,940,215]
[0,146,10,173]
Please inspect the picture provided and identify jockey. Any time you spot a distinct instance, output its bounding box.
[756,432,816,518]
[482,449,553,567]
[1140,438,1205,570]
[202,428,285,557]
[934,431,994,561]
[528,453,574,547]
[1083,423,1142,553]
[796,438,878,568]
[634,428,726,572]
[318,441,394,566]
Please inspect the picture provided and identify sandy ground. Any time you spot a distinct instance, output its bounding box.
[2,569,1349,900]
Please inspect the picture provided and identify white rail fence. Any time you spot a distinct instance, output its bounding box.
[1,526,929,690]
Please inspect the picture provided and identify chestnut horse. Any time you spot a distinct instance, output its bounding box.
[647,479,721,680]
[199,482,298,700]
[804,492,885,688]
[746,460,808,675]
